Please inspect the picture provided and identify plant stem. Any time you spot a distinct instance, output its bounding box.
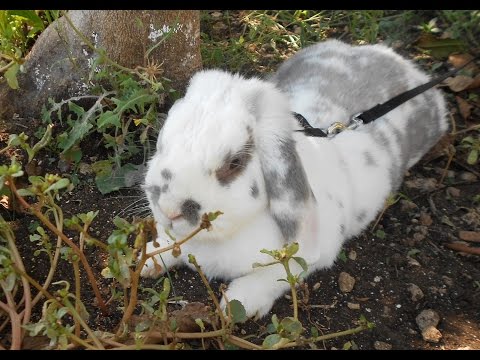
[1,216,32,335]
[0,301,21,350]
[72,260,81,338]
[62,297,105,350]
[145,226,204,259]
[283,260,298,320]
[9,179,108,314]
[188,255,227,330]
[279,324,370,349]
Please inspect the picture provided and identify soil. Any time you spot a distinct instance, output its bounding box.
[1,10,480,350]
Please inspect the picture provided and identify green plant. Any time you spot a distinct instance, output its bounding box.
[460,135,480,165]
[0,10,59,89]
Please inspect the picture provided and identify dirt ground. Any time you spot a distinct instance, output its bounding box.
[1,10,480,350]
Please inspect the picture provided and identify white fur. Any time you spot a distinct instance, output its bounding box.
[141,40,448,318]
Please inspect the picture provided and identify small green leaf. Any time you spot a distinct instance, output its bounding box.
[285,242,299,257]
[16,188,35,197]
[207,211,223,221]
[5,63,20,89]
[262,334,283,349]
[292,256,308,272]
[227,299,247,324]
[467,149,478,165]
[310,326,319,338]
[407,248,421,257]
[271,314,279,330]
[97,111,121,129]
[280,317,303,337]
[337,250,348,263]
[44,178,70,193]
[375,229,386,239]
[194,318,205,331]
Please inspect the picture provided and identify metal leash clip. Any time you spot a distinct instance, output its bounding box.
[326,113,365,138]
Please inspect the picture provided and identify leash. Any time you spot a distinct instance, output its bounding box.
[294,54,479,138]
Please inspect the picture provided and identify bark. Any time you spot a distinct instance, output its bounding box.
[0,10,202,125]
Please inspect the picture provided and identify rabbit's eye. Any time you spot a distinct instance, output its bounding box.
[215,136,254,186]
[229,156,243,170]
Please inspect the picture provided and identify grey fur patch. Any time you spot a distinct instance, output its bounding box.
[161,184,169,193]
[272,213,298,241]
[279,139,310,202]
[340,224,345,235]
[161,169,172,181]
[356,210,367,222]
[250,181,259,198]
[364,151,377,166]
[146,186,162,205]
[181,199,201,226]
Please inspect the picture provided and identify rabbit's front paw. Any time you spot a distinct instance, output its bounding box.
[221,277,276,319]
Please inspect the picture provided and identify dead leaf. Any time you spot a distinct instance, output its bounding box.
[446,242,480,256]
[448,53,479,74]
[456,96,473,119]
[416,34,465,59]
[466,74,480,90]
[444,75,474,92]
[419,212,433,226]
[458,231,480,243]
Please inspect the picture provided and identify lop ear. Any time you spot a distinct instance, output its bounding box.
[246,83,313,243]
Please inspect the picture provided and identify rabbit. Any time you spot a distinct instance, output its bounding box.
[140,39,448,318]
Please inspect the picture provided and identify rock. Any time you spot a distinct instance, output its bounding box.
[338,272,355,293]
[416,310,442,343]
[416,309,440,330]
[419,212,433,226]
[421,326,443,343]
[459,172,478,182]
[312,282,321,291]
[404,177,438,192]
[347,302,360,310]
[446,187,461,197]
[442,276,454,287]
[413,232,426,242]
[374,341,392,350]
[407,283,424,302]
[373,276,382,283]
[407,256,421,267]
[348,250,357,261]
[400,199,418,212]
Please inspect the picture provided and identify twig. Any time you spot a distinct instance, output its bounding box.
[445,242,480,256]
[9,180,108,314]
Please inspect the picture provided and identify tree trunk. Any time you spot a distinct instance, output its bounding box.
[0,10,202,124]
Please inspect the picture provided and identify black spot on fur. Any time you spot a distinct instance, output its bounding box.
[181,199,201,225]
[250,181,259,198]
[161,169,172,181]
[356,210,367,222]
[364,151,377,166]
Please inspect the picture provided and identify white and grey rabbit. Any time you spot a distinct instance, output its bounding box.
[141,39,448,318]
